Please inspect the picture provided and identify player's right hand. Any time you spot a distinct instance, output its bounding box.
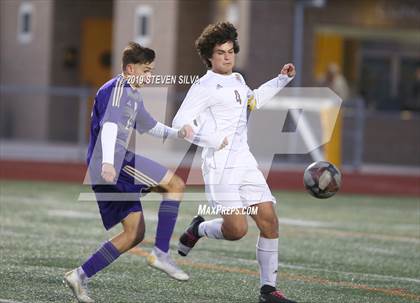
[218,137,228,150]
[101,163,116,183]
[179,124,195,140]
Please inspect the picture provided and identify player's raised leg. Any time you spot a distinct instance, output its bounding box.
[250,202,296,303]
[178,170,248,256]
[202,211,248,240]
[178,211,248,256]
[64,211,145,303]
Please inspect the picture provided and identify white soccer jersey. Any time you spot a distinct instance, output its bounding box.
[173,70,293,171]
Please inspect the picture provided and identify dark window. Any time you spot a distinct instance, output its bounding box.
[139,15,148,37]
[360,57,393,110]
[22,12,31,33]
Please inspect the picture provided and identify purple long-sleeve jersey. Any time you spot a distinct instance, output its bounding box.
[87,75,157,182]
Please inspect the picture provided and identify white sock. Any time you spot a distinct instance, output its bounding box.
[198,218,225,239]
[256,236,279,287]
[153,246,168,257]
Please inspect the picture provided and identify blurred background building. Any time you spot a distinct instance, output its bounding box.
[1,0,419,191]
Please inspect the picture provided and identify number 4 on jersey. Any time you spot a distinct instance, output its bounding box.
[234,90,241,104]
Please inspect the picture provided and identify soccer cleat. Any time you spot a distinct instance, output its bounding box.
[147,247,189,281]
[259,290,297,303]
[178,215,205,257]
[63,269,94,303]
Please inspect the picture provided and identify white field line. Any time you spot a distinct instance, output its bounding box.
[1,229,100,246]
[221,255,420,284]
[0,299,26,303]
[45,208,193,222]
[360,246,398,256]
[46,209,159,222]
[47,209,98,219]
[280,218,336,228]
[279,262,420,284]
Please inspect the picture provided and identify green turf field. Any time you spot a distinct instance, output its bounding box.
[0,180,419,303]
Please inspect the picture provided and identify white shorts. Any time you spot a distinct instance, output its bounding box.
[203,166,276,209]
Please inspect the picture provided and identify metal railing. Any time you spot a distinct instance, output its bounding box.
[0,84,94,159]
[1,85,419,170]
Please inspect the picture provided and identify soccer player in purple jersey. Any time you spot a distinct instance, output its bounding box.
[64,42,194,303]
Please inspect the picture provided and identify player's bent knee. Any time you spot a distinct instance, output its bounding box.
[222,224,248,241]
[169,175,185,193]
[160,174,185,197]
[162,175,185,201]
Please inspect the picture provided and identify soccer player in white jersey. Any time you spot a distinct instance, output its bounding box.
[172,22,297,303]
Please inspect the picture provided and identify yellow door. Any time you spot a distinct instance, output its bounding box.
[81,18,112,87]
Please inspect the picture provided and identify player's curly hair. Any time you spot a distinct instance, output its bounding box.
[122,41,155,70]
[195,22,240,68]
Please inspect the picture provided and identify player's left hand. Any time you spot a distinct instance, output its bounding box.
[178,124,195,140]
[101,163,116,183]
[281,63,296,78]
[218,137,229,150]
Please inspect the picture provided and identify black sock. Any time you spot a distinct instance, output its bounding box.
[261,284,276,294]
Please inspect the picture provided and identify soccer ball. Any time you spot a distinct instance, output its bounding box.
[303,161,342,199]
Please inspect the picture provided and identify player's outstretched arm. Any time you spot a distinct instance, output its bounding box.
[186,128,228,150]
[248,63,296,111]
[146,122,195,140]
[133,97,195,141]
